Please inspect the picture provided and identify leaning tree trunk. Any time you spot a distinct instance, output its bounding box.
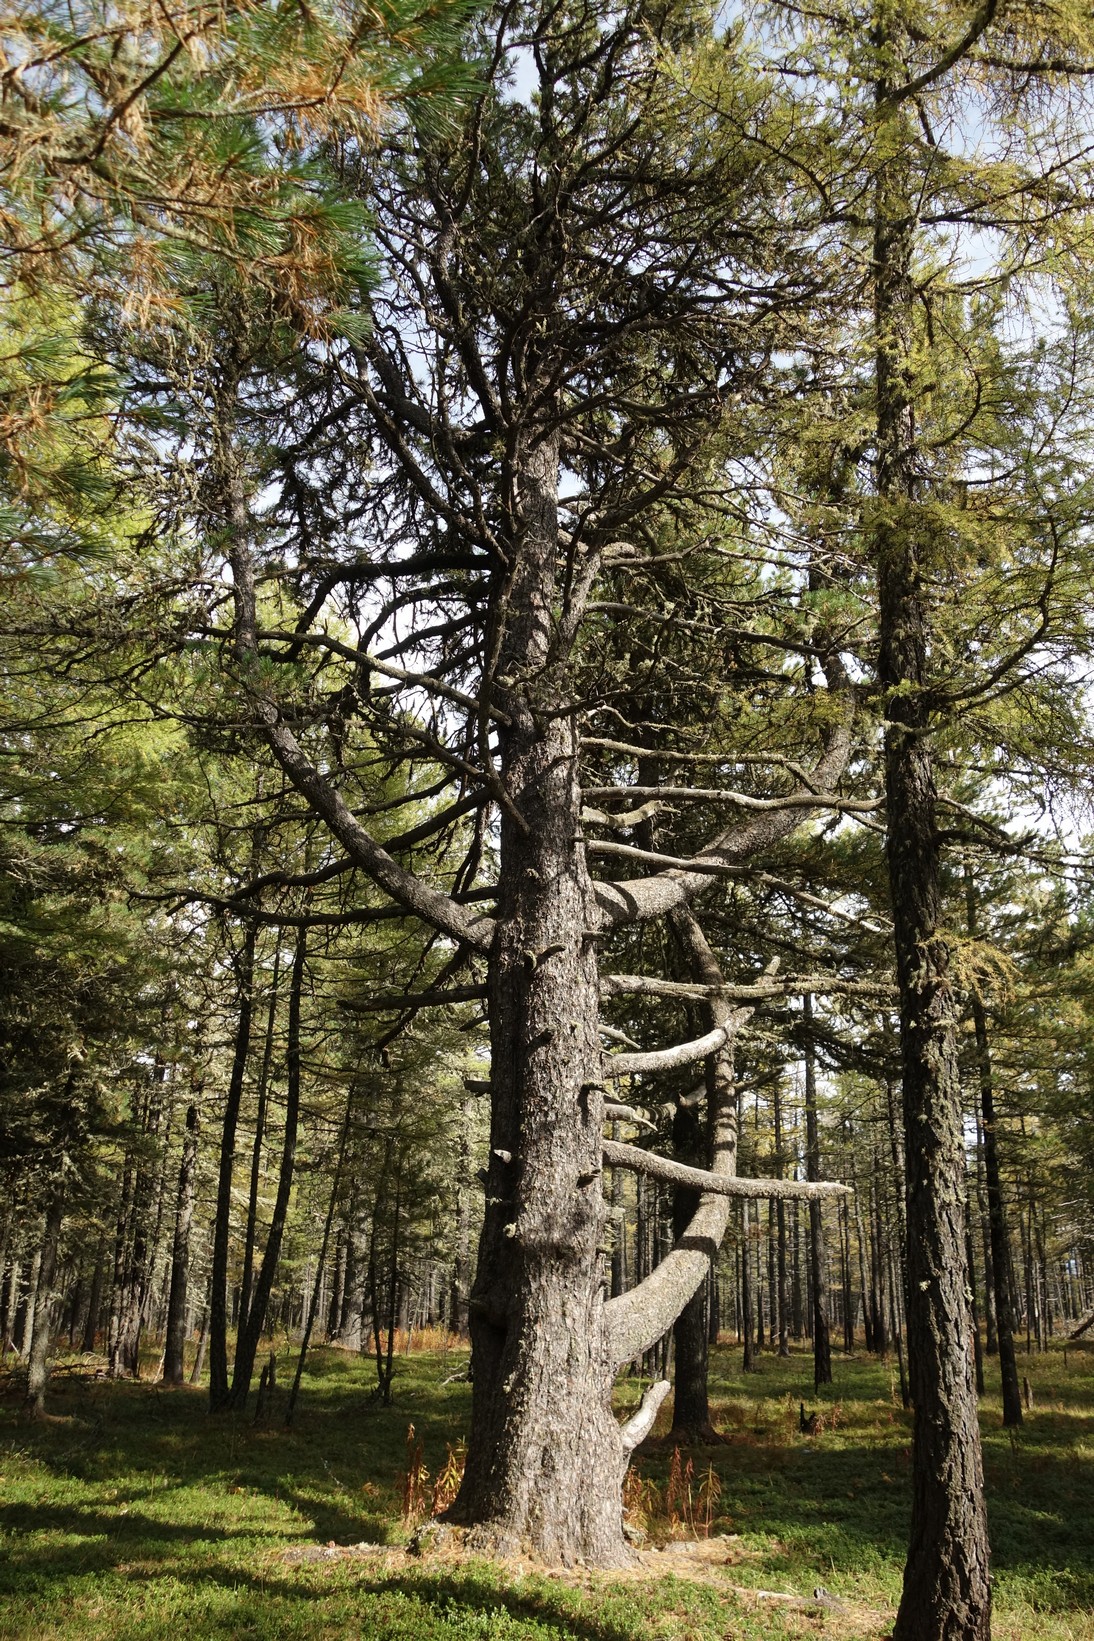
[875,92,991,1640]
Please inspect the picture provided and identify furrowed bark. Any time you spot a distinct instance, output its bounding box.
[450,427,629,1566]
[874,72,991,1641]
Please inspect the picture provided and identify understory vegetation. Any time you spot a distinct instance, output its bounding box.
[2,1340,1091,1641]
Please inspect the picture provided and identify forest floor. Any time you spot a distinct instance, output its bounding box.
[0,1337,1091,1641]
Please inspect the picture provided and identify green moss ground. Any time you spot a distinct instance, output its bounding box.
[1,1339,1091,1640]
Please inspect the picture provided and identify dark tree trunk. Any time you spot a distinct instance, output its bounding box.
[669,1093,711,1440]
[963,863,1021,1426]
[240,942,280,1338]
[228,929,304,1408]
[81,1244,106,1354]
[741,1200,756,1372]
[208,923,257,1410]
[803,997,831,1389]
[875,105,991,1639]
[164,1102,200,1386]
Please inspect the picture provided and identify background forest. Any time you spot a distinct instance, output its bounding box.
[3,0,1094,1637]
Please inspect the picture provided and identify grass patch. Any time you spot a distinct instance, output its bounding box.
[1,1338,1091,1639]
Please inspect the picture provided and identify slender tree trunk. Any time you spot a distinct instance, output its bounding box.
[190,1295,209,1385]
[336,1188,367,1352]
[803,997,831,1388]
[209,923,257,1410]
[741,1200,756,1372]
[976,1120,996,1355]
[966,1214,985,1399]
[81,1242,107,1354]
[964,862,1021,1425]
[240,942,281,1338]
[19,1245,41,1360]
[840,1196,855,1353]
[610,1121,627,1301]
[285,1063,361,1424]
[452,1097,473,1335]
[774,1082,789,1358]
[164,1103,200,1386]
[228,930,305,1408]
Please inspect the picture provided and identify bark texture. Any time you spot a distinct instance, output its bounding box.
[452,429,626,1564]
[875,96,992,1641]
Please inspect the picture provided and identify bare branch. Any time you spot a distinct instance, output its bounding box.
[604,1022,733,1079]
[619,1380,671,1455]
[601,973,896,1002]
[593,701,856,929]
[602,1141,851,1203]
[584,785,880,814]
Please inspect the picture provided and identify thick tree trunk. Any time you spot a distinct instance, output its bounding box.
[452,429,627,1564]
[164,1102,200,1386]
[876,113,991,1639]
